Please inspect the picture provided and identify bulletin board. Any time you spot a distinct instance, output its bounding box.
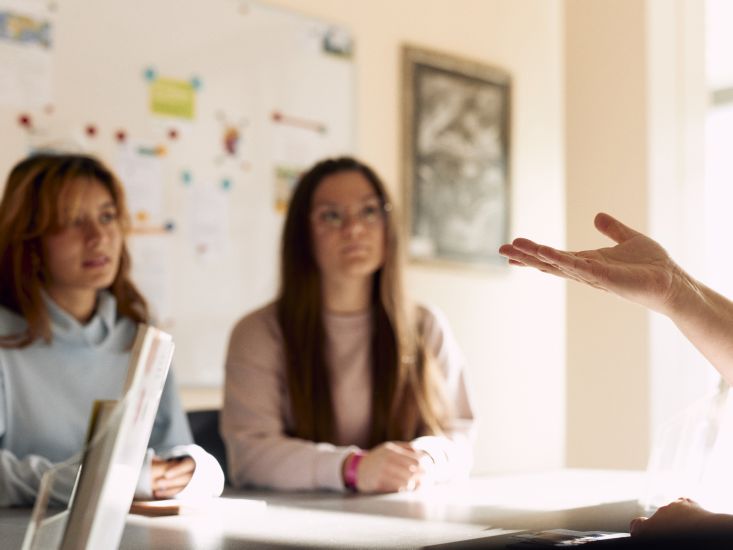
[0,0,355,385]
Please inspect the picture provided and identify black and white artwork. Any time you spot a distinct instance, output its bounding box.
[402,46,510,267]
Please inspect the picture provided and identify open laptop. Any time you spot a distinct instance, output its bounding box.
[22,324,175,550]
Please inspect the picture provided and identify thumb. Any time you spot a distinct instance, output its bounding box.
[594,212,640,244]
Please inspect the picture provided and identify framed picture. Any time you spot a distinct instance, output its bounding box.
[402,45,511,267]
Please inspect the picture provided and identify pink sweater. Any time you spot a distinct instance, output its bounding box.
[221,302,475,491]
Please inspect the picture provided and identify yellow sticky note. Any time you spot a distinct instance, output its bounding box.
[150,78,195,119]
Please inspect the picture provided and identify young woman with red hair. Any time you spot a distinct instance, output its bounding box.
[0,153,224,506]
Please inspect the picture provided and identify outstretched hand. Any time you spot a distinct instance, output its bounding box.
[498,213,685,315]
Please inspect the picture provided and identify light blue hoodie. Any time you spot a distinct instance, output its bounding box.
[0,292,224,506]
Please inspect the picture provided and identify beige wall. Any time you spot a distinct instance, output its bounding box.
[564,0,650,468]
[268,0,567,473]
[563,0,707,469]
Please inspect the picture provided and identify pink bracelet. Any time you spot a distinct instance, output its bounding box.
[344,451,366,491]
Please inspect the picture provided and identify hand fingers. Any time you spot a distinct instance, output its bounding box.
[150,464,167,480]
[594,212,639,244]
[152,477,185,492]
[514,251,566,277]
[499,244,566,277]
[629,516,647,536]
[509,240,577,274]
[537,248,604,285]
[163,457,195,479]
[380,447,422,471]
[384,458,424,479]
[508,237,542,255]
[153,473,191,494]
[502,241,608,292]
[375,468,421,493]
[384,453,421,474]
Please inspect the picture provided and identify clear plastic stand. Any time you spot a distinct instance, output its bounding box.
[21,460,79,550]
[642,379,733,513]
[21,324,174,550]
[21,398,127,550]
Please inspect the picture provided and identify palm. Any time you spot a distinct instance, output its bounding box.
[571,234,676,312]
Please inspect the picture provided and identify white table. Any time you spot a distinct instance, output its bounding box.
[1,469,646,549]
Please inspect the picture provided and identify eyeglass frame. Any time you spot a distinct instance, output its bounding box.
[309,199,393,231]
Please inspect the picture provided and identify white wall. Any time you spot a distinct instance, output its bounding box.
[268,0,567,474]
[647,0,714,455]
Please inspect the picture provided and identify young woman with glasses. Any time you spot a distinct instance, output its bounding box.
[222,156,474,493]
[0,153,224,506]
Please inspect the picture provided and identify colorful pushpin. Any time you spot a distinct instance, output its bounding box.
[143,67,157,81]
[85,124,97,137]
[115,130,127,143]
[18,113,32,129]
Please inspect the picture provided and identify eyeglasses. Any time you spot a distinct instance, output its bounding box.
[311,200,391,231]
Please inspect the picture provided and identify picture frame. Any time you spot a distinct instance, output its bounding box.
[401,45,511,268]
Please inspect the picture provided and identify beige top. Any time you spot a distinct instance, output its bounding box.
[221,302,475,491]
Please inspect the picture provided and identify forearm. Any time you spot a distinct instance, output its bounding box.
[225,431,356,491]
[0,450,77,507]
[667,273,733,384]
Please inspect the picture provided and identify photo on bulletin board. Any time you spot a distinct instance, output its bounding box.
[401,45,511,268]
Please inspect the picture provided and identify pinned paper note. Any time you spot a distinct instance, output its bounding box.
[148,76,197,120]
[128,233,174,326]
[115,143,165,228]
[274,164,302,213]
[0,2,54,107]
[185,183,230,261]
[214,112,249,170]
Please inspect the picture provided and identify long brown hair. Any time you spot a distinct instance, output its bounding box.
[0,153,149,347]
[277,156,448,446]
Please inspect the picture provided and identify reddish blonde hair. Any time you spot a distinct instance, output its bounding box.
[0,153,148,347]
